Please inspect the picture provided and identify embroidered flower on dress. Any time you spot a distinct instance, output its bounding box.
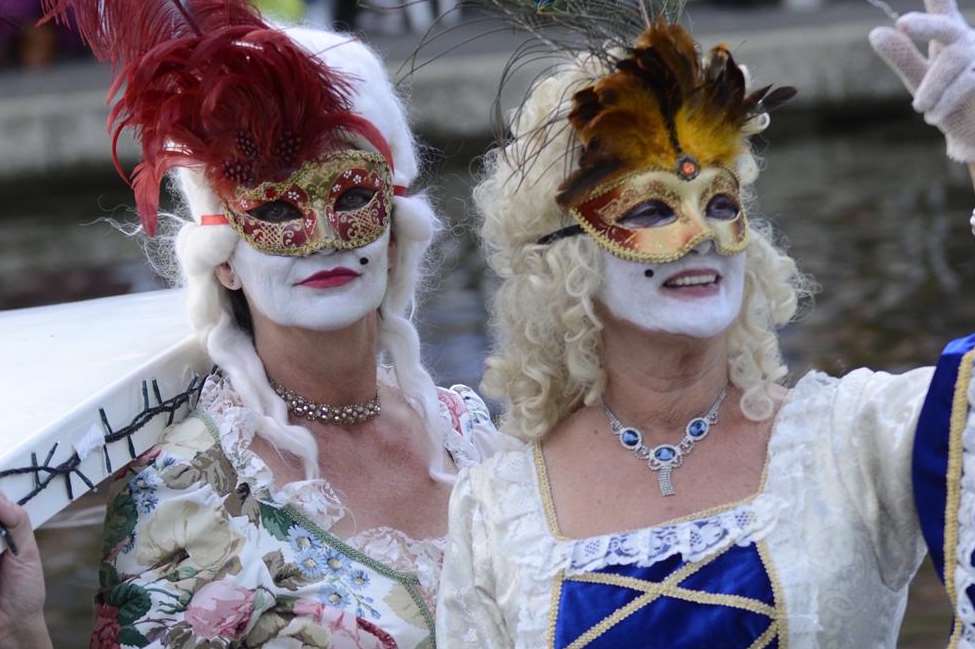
[287,526,323,552]
[128,467,161,514]
[322,547,351,576]
[349,568,370,589]
[319,583,351,608]
[134,492,159,514]
[295,547,330,579]
[92,373,452,649]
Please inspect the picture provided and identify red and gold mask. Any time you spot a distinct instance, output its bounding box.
[569,167,748,263]
[223,149,393,257]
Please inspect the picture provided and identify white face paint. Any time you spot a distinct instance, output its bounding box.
[597,241,746,339]
[229,229,391,331]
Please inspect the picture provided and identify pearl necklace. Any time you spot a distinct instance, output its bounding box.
[270,379,381,426]
[603,388,727,497]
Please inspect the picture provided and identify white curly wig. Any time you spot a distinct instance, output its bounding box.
[477,54,808,441]
[165,27,450,481]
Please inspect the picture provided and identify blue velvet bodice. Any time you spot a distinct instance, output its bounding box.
[552,543,784,649]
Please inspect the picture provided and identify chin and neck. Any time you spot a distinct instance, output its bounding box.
[595,248,745,429]
[598,304,733,429]
[252,307,382,407]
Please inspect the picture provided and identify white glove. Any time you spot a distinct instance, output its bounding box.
[870,0,975,162]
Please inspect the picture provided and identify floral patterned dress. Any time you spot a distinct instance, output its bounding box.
[90,374,496,649]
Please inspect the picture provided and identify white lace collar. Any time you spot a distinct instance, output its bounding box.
[196,373,478,540]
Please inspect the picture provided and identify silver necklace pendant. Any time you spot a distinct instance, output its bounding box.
[605,389,726,497]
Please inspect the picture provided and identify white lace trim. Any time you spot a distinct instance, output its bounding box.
[565,495,785,576]
[953,361,975,645]
[346,527,447,606]
[197,374,487,589]
[199,375,349,528]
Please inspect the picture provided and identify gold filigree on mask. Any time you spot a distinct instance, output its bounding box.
[570,166,749,264]
[224,149,393,257]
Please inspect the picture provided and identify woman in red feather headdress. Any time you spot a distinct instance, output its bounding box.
[0,2,500,647]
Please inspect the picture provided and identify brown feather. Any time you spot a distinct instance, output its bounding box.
[559,21,795,207]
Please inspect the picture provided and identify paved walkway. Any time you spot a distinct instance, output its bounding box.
[0,0,950,176]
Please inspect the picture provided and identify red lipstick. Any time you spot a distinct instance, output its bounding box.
[296,267,361,289]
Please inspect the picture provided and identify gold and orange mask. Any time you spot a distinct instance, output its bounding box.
[222,149,393,257]
[542,20,793,263]
[570,166,748,264]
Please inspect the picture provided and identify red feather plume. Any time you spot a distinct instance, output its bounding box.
[41,0,355,235]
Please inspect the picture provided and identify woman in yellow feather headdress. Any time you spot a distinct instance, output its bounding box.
[436,1,975,647]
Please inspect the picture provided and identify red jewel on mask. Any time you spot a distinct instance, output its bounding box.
[677,155,700,181]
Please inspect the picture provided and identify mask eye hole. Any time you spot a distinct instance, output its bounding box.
[705,194,740,221]
[617,200,676,228]
[335,187,377,212]
[248,200,304,223]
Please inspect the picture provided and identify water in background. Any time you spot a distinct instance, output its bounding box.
[2,113,969,645]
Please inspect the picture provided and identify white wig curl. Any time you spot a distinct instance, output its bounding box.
[477,57,809,441]
[170,27,449,481]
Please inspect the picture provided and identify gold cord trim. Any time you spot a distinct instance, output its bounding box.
[533,443,569,541]
[746,622,779,649]
[945,349,975,648]
[547,570,566,648]
[281,505,436,643]
[567,571,777,617]
[551,543,785,648]
[546,538,789,649]
[564,591,656,649]
[757,541,789,649]
[561,558,710,649]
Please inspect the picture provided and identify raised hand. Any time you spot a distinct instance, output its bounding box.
[0,493,51,649]
[870,0,975,162]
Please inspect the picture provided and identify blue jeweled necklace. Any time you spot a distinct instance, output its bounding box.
[602,387,727,497]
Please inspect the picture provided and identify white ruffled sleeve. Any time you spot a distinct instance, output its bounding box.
[829,366,934,590]
[438,385,516,469]
[435,468,512,648]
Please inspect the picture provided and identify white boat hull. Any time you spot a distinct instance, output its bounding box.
[0,290,209,547]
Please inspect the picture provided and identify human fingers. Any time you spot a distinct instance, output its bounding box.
[924,0,964,19]
[914,40,973,112]
[898,12,967,45]
[926,58,975,123]
[0,493,32,557]
[870,26,929,93]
